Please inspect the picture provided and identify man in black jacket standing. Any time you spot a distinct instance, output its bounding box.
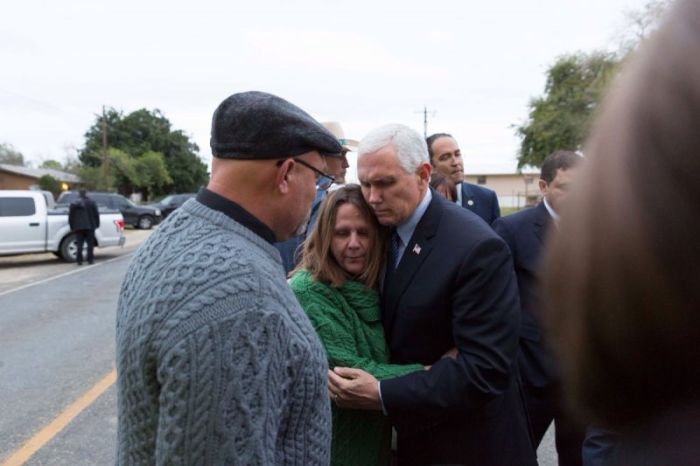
[493,150,584,465]
[68,189,100,265]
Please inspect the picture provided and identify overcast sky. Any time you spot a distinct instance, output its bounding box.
[2,0,650,180]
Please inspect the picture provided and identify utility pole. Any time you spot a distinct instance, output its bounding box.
[415,106,436,138]
[101,106,108,188]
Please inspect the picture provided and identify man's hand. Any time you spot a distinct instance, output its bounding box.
[441,347,459,359]
[328,367,382,411]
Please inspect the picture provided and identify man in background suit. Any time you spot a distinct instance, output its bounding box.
[427,132,500,224]
[492,150,584,465]
[329,124,535,466]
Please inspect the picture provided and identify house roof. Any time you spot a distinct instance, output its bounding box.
[0,163,82,183]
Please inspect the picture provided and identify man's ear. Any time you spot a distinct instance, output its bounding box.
[417,162,432,184]
[276,159,294,194]
[538,178,548,196]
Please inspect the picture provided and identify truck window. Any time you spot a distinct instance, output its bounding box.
[0,197,36,216]
[92,194,111,207]
[114,196,134,208]
[56,192,75,204]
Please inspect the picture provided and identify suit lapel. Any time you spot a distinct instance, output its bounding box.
[382,193,442,334]
[533,201,551,245]
[461,182,473,209]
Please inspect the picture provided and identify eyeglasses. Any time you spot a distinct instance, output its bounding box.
[276,157,336,191]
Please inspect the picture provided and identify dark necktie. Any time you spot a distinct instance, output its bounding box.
[383,230,400,291]
[389,230,401,270]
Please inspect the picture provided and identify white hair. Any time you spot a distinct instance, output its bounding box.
[357,124,429,173]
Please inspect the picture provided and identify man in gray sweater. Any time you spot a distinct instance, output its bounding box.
[116,91,343,465]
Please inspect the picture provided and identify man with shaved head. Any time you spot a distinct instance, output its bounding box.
[116,91,343,465]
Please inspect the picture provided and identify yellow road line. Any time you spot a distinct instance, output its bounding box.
[1,369,117,466]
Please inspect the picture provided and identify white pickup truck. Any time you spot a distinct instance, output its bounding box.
[0,190,126,262]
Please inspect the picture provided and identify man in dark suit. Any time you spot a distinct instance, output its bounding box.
[329,124,536,466]
[492,150,584,465]
[427,132,500,224]
[68,189,100,265]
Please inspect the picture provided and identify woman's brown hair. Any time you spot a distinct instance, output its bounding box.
[542,0,700,429]
[295,184,387,288]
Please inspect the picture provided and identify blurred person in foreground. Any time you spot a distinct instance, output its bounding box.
[493,150,585,465]
[542,1,700,464]
[329,124,536,466]
[115,91,343,465]
[290,184,427,465]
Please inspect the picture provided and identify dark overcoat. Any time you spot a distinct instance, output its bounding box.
[380,191,536,466]
[492,201,558,388]
[69,197,100,231]
[460,181,500,225]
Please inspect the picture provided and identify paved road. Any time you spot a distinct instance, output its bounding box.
[0,229,152,294]
[0,230,148,465]
[0,227,559,465]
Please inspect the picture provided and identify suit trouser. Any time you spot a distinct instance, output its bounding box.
[75,229,95,264]
[523,383,585,466]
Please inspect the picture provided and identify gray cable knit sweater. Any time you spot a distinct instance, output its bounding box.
[116,199,331,465]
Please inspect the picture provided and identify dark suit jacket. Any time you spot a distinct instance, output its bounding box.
[492,202,558,388]
[460,181,500,224]
[380,191,536,466]
[69,197,100,231]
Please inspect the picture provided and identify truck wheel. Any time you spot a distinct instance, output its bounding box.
[138,215,154,230]
[59,234,79,262]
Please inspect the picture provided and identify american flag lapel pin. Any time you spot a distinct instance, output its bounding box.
[412,244,422,255]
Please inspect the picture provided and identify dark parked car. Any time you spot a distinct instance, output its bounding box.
[57,191,162,229]
[145,193,196,219]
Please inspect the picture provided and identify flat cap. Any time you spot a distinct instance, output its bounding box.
[210,91,343,160]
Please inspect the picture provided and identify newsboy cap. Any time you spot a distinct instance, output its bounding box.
[210,91,343,160]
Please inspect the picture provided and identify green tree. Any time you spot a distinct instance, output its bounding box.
[39,160,64,170]
[76,148,173,201]
[515,52,619,168]
[514,0,672,169]
[38,174,62,198]
[62,156,83,175]
[0,143,25,166]
[80,108,208,195]
[134,151,173,198]
[107,148,140,193]
[78,165,113,191]
[616,0,670,55]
